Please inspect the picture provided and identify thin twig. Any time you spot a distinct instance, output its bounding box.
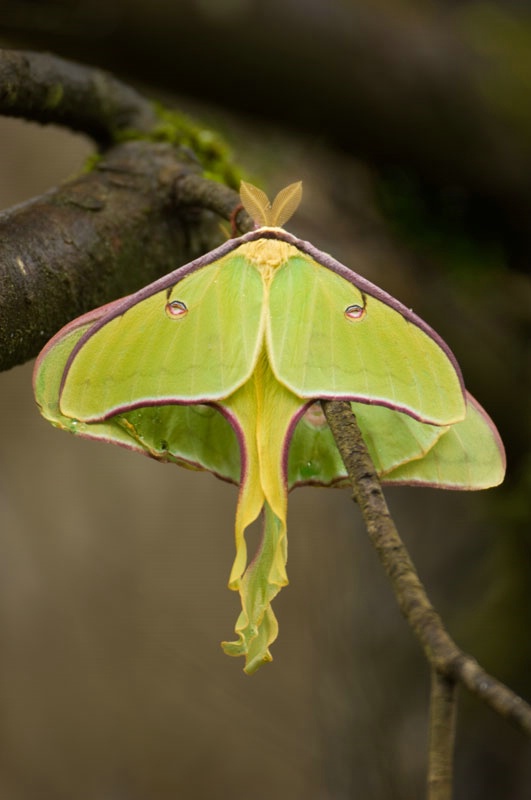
[427,669,458,800]
[321,399,531,737]
[175,173,251,232]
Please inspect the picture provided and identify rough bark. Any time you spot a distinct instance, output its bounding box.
[0,142,232,370]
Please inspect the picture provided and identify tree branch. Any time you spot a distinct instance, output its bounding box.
[176,173,252,234]
[321,399,531,737]
[6,1,531,240]
[0,49,157,143]
[0,49,248,371]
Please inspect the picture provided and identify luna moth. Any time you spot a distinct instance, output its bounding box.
[33,181,505,674]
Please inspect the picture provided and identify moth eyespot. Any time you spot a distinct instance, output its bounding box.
[165,300,188,319]
[344,304,365,320]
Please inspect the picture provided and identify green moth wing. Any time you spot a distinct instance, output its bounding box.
[59,252,266,422]
[267,248,465,425]
[288,392,505,491]
[34,304,241,483]
[382,393,506,489]
[34,304,142,450]
[288,400,445,488]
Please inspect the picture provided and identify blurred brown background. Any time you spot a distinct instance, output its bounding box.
[0,1,530,798]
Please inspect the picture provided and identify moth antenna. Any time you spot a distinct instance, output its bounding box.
[240,181,272,227]
[270,182,303,227]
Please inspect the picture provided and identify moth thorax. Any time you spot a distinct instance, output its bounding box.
[240,239,298,279]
